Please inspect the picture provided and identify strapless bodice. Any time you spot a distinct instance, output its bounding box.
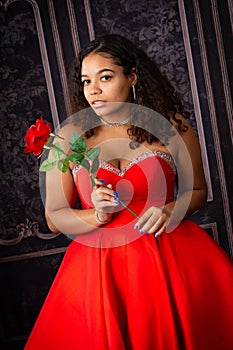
[72,150,176,213]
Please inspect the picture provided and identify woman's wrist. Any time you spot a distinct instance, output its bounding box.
[94,210,112,225]
[162,203,174,217]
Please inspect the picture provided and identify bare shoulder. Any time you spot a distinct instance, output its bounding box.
[168,113,205,178]
[57,122,81,138]
[171,113,194,133]
[54,122,83,152]
[170,113,199,150]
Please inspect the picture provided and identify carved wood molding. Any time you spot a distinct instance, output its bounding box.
[192,0,233,256]
[0,218,60,246]
[200,222,219,243]
[84,0,95,40]
[0,0,60,130]
[178,0,213,201]
[0,0,8,9]
[0,246,67,263]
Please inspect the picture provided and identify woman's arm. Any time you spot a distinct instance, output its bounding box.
[45,124,118,234]
[135,115,207,235]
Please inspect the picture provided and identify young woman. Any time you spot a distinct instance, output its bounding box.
[25,34,233,350]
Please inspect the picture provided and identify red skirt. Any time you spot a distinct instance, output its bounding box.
[25,220,233,350]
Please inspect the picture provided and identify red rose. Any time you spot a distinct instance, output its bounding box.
[24,116,52,156]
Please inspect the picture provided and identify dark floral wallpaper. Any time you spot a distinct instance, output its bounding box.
[0,6,51,240]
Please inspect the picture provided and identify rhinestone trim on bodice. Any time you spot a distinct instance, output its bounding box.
[72,150,176,180]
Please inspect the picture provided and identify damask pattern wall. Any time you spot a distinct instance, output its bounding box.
[0,0,232,348]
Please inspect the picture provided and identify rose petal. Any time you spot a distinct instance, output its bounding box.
[24,116,52,156]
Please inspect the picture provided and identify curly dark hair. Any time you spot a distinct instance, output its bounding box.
[69,34,188,144]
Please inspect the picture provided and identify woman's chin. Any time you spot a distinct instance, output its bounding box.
[93,102,131,120]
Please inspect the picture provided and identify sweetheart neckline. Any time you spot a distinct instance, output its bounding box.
[99,150,176,176]
[72,149,176,179]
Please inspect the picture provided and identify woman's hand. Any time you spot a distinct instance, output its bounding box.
[91,179,119,222]
[134,206,171,237]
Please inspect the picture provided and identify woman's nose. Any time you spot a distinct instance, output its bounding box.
[89,82,102,95]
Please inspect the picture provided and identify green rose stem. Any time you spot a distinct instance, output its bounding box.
[43,144,66,154]
[118,200,140,219]
[37,134,65,159]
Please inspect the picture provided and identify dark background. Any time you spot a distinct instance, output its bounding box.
[0,0,232,348]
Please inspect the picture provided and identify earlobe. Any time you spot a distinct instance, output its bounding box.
[130,67,138,85]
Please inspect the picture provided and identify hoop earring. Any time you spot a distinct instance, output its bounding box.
[132,85,136,101]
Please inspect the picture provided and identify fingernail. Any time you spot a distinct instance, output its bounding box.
[139,230,144,234]
[114,191,118,196]
[114,198,119,203]
[100,179,105,184]
[155,233,160,238]
[134,225,139,230]
[146,232,150,235]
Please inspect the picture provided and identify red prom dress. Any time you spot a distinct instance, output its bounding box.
[25,150,233,350]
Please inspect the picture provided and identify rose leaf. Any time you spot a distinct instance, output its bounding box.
[91,157,99,174]
[69,133,86,153]
[68,153,84,164]
[39,159,57,172]
[86,147,100,160]
[58,158,69,173]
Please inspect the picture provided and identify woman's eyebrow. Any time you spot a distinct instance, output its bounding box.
[81,68,115,78]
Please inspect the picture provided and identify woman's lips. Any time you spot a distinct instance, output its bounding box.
[91,100,106,108]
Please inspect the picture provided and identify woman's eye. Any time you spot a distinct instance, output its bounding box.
[82,80,90,85]
[101,75,112,82]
